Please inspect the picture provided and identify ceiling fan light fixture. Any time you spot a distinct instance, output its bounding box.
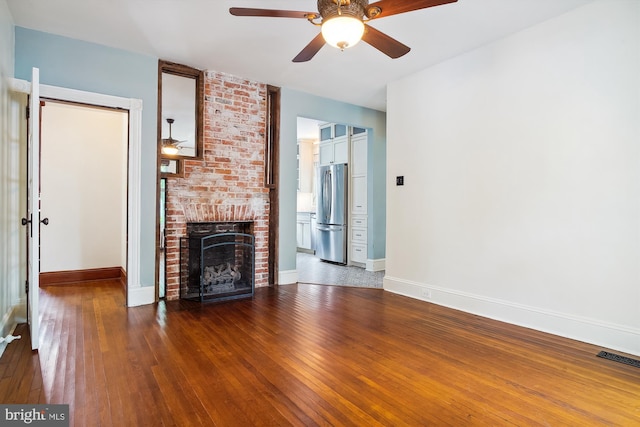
[321,15,365,50]
[161,144,179,156]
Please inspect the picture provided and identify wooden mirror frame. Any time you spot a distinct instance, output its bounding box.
[158,60,204,160]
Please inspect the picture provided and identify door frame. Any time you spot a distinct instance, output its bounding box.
[266,85,280,286]
[10,78,146,307]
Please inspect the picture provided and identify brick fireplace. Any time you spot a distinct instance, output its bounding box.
[164,71,269,300]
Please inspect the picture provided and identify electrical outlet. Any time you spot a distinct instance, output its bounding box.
[420,288,431,299]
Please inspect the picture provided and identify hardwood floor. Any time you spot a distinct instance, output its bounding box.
[1,281,639,426]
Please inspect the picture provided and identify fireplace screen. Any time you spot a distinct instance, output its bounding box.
[180,230,254,302]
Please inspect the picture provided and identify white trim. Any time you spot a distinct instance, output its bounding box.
[13,297,26,323]
[127,285,156,307]
[0,310,19,359]
[0,305,16,337]
[126,101,145,306]
[383,275,640,357]
[279,269,298,285]
[10,80,135,110]
[366,258,385,272]
[9,78,148,308]
[8,78,29,93]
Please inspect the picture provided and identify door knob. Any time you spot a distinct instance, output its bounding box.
[40,218,49,225]
[21,217,31,226]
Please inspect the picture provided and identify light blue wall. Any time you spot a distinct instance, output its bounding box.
[14,27,158,287]
[280,88,387,273]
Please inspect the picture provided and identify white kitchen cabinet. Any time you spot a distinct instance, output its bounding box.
[351,175,367,215]
[351,243,367,264]
[351,224,367,243]
[319,137,348,165]
[320,123,348,141]
[350,134,367,176]
[318,141,332,166]
[351,133,368,216]
[319,123,349,166]
[296,212,312,252]
[333,137,348,163]
[351,216,367,229]
[349,128,368,267]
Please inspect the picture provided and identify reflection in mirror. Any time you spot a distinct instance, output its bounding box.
[160,158,182,177]
[158,60,204,159]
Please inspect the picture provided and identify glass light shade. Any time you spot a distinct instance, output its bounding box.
[162,145,179,156]
[321,16,365,50]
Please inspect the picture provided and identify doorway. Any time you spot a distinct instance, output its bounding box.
[296,116,382,287]
[39,100,128,284]
[12,76,145,310]
[296,116,383,288]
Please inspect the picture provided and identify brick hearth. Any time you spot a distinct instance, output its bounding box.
[164,70,269,300]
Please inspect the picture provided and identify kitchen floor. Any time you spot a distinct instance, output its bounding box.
[296,252,384,288]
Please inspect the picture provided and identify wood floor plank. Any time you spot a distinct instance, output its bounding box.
[1,281,639,426]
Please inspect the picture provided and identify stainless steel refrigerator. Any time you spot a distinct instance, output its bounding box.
[316,163,348,264]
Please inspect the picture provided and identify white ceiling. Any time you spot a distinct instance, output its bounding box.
[7,0,597,112]
[298,116,324,140]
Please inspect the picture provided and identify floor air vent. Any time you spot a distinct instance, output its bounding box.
[596,351,640,368]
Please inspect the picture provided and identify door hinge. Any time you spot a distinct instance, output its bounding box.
[25,106,30,120]
[25,280,29,294]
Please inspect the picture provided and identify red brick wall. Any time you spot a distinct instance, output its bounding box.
[164,71,269,300]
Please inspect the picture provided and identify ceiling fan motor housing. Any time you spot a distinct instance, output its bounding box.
[318,0,368,20]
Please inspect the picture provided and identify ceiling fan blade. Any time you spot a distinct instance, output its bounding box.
[366,0,457,19]
[292,33,326,63]
[361,25,410,59]
[229,8,314,19]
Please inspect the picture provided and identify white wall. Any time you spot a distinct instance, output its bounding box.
[386,0,640,355]
[40,101,127,272]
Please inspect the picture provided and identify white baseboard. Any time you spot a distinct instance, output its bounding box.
[279,269,298,285]
[0,306,16,337]
[384,275,640,357]
[366,258,385,272]
[127,285,155,307]
[0,307,19,359]
[13,297,27,323]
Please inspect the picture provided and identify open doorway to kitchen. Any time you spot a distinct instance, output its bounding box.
[296,116,382,288]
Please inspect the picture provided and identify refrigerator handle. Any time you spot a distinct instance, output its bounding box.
[323,169,331,223]
[326,169,332,220]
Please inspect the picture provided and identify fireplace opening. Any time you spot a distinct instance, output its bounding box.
[180,222,254,302]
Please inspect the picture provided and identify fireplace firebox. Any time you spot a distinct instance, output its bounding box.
[180,222,254,302]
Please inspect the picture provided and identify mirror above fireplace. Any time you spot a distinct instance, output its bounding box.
[158,60,204,160]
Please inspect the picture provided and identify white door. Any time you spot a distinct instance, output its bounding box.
[27,68,41,351]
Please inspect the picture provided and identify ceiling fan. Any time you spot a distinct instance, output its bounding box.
[230,0,458,62]
[161,118,188,156]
